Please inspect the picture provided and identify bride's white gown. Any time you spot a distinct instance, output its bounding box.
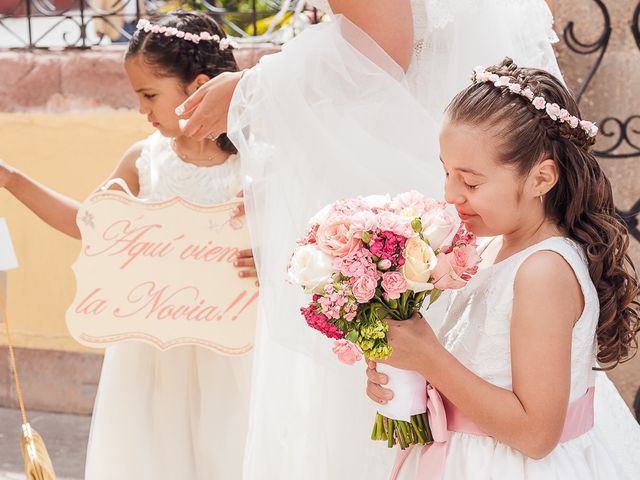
[229,1,640,479]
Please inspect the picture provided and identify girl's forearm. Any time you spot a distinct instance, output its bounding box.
[7,170,81,239]
[418,347,563,459]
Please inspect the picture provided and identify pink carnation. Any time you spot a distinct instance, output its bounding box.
[369,231,407,268]
[332,339,363,365]
[301,302,343,340]
[376,211,416,238]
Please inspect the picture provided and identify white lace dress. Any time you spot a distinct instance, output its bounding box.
[397,237,638,479]
[84,131,252,480]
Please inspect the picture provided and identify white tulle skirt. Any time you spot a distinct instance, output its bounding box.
[85,342,252,480]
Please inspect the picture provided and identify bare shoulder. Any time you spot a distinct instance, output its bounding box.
[516,250,579,288]
[514,249,583,320]
[118,140,146,168]
[99,139,146,195]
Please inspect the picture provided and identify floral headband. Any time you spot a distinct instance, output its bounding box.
[135,19,235,50]
[473,65,598,138]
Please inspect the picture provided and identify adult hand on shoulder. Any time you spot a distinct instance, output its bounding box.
[176,70,246,141]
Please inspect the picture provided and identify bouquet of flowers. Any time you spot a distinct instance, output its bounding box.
[287,191,480,449]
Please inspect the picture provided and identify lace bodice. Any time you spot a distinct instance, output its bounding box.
[438,237,599,402]
[135,131,241,204]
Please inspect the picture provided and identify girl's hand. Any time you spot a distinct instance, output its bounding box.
[176,70,246,141]
[379,312,440,372]
[234,249,258,285]
[0,160,17,189]
[366,359,394,405]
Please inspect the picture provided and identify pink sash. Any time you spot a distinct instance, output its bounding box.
[390,385,595,480]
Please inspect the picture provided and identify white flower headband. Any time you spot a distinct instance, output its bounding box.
[135,19,235,50]
[473,65,598,139]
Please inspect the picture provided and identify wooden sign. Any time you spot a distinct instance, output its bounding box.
[66,190,257,355]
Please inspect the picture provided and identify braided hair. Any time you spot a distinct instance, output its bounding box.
[446,57,640,369]
[126,10,238,154]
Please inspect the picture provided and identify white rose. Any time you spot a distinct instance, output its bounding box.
[422,208,456,251]
[401,237,437,293]
[287,244,335,294]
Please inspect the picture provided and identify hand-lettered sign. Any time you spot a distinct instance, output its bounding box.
[66,190,257,355]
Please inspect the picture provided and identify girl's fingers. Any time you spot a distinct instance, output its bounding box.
[180,119,208,139]
[367,380,394,403]
[366,366,389,385]
[232,204,246,218]
[238,269,258,278]
[236,249,254,258]
[234,257,255,268]
[366,359,377,370]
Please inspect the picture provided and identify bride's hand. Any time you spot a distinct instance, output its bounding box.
[378,312,440,372]
[176,70,246,141]
[366,359,394,405]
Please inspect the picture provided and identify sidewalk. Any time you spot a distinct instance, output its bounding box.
[0,407,90,480]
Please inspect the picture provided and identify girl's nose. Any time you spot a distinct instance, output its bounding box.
[444,182,465,206]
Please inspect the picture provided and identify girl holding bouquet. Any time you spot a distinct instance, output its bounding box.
[367,58,640,479]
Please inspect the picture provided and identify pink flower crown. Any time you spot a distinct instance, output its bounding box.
[135,19,235,50]
[473,65,598,138]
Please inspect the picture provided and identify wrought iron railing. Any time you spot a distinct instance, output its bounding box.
[563,0,640,242]
[0,0,310,49]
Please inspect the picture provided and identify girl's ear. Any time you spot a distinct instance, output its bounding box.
[531,158,559,197]
[185,74,211,96]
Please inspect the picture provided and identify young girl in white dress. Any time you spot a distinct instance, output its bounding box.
[366,58,640,479]
[0,11,254,479]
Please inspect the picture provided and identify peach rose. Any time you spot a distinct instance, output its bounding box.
[316,216,362,257]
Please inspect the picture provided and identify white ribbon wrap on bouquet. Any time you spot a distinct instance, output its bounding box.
[375,364,427,422]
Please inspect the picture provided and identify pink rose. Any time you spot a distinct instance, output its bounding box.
[421,208,456,250]
[522,88,534,100]
[432,244,481,290]
[559,108,570,122]
[381,271,408,299]
[332,340,363,365]
[488,73,499,83]
[568,116,579,128]
[496,76,511,87]
[580,120,598,137]
[316,216,362,257]
[352,275,377,303]
[508,83,522,94]
[546,102,561,120]
[532,96,546,110]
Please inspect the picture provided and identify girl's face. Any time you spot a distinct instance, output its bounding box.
[439,120,550,238]
[124,56,207,137]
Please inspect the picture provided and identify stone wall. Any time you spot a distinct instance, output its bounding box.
[552,0,640,410]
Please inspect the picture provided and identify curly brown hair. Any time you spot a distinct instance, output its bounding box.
[125,10,238,155]
[445,57,640,369]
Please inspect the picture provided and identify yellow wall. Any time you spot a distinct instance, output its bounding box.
[0,112,154,352]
